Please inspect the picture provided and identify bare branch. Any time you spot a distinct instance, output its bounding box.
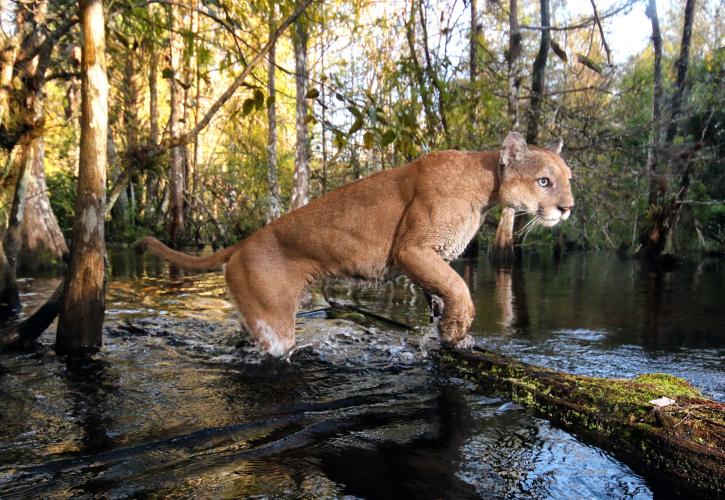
[161,0,317,149]
[589,0,611,65]
[521,0,637,32]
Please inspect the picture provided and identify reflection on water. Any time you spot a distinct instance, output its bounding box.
[1,250,723,498]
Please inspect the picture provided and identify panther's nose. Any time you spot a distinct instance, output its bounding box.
[558,205,573,220]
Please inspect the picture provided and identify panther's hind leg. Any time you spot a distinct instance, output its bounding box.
[224,241,304,357]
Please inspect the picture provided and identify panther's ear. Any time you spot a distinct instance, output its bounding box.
[546,137,564,154]
[500,131,528,167]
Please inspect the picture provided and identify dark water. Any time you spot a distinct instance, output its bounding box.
[0,251,723,498]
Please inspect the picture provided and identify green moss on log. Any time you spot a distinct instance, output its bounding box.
[439,347,724,497]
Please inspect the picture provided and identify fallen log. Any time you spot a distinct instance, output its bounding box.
[438,347,724,498]
[320,303,723,496]
[0,279,64,351]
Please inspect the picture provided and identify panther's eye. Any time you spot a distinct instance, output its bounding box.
[537,177,551,188]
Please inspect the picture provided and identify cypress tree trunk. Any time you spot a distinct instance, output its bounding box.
[644,0,663,202]
[56,0,108,355]
[665,0,696,143]
[506,0,521,131]
[290,0,309,211]
[144,29,159,223]
[0,0,49,315]
[492,0,522,266]
[525,0,550,145]
[18,135,69,268]
[640,0,697,259]
[266,8,281,222]
[467,0,478,146]
[166,4,185,243]
[1,143,32,315]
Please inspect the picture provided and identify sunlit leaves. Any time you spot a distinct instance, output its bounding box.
[380,129,396,147]
[242,98,255,116]
[363,131,374,150]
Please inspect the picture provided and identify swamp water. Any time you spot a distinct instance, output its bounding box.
[0,251,723,498]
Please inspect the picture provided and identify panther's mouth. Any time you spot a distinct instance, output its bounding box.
[539,217,561,228]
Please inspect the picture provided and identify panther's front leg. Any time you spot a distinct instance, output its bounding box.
[396,247,475,348]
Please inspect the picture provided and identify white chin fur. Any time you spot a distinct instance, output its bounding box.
[540,218,560,228]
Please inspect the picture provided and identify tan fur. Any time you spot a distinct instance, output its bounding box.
[139,132,574,356]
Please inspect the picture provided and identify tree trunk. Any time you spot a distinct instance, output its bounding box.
[166,4,185,243]
[0,0,49,315]
[417,0,448,138]
[639,0,697,259]
[644,0,663,203]
[467,0,478,146]
[665,0,696,143]
[439,346,723,497]
[108,125,128,222]
[56,0,108,355]
[493,0,523,264]
[0,40,16,128]
[405,0,436,136]
[144,30,159,223]
[266,10,281,222]
[0,143,32,315]
[506,0,521,131]
[290,1,309,211]
[19,134,69,268]
[525,0,550,145]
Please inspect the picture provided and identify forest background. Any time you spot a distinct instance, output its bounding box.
[0,0,722,351]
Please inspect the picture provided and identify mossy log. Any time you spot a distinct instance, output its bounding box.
[438,347,724,497]
[322,303,723,496]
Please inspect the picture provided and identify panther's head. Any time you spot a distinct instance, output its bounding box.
[497,132,575,228]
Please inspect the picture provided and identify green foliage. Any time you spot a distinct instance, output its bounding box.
[46,170,77,232]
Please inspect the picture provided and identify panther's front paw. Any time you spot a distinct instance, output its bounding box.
[454,334,475,349]
[441,334,475,349]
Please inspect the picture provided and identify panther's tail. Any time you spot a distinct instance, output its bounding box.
[137,236,238,271]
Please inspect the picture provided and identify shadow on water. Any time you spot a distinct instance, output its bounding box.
[1,249,723,498]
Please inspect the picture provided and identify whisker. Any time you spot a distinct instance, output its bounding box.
[515,217,538,236]
[521,216,541,244]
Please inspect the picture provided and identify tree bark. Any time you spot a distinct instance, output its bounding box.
[56,0,108,355]
[493,0,523,264]
[665,0,696,143]
[506,0,521,131]
[468,0,478,145]
[0,39,16,128]
[266,9,281,222]
[0,143,32,315]
[405,0,436,135]
[640,0,698,259]
[166,4,185,243]
[644,0,663,203]
[0,0,50,315]
[525,0,550,145]
[417,0,448,137]
[18,134,69,268]
[108,125,128,222]
[144,29,159,222]
[290,0,309,211]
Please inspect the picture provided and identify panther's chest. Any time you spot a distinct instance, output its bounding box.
[434,210,482,261]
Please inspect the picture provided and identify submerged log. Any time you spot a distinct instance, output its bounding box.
[438,347,724,497]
